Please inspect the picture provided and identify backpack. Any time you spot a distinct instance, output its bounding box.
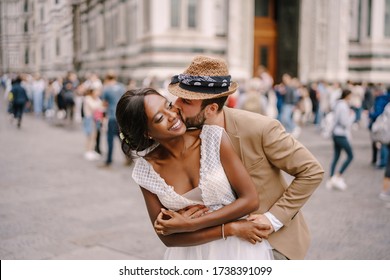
[371,103,390,144]
[320,111,335,139]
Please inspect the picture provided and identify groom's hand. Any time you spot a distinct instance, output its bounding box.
[246,214,275,239]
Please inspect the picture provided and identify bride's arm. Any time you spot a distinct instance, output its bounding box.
[154,131,260,234]
[140,187,268,246]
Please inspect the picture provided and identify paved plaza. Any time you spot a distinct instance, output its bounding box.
[0,110,389,260]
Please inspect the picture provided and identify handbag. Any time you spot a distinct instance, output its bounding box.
[93,109,104,121]
[371,103,390,144]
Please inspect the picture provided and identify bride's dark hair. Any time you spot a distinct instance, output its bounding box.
[116,88,159,157]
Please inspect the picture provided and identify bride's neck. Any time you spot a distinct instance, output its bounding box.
[158,135,191,159]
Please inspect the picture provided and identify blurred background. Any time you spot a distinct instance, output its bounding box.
[1,0,390,84]
[0,0,389,260]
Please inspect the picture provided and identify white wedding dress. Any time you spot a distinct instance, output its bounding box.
[132,125,273,260]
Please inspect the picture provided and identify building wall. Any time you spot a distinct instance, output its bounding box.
[36,0,74,77]
[299,0,390,84]
[1,0,389,85]
[0,0,31,73]
[227,0,253,82]
[299,0,349,83]
[77,0,234,83]
[348,0,390,83]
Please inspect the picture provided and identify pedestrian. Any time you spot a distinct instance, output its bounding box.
[44,78,61,119]
[309,82,320,125]
[368,86,390,168]
[31,73,46,117]
[162,55,324,260]
[9,75,29,128]
[380,143,390,201]
[59,81,76,123]
[101,70,126,167]
[116,88,273,259]
[279,74,302,137]
[82,86,104,161]
[237,77,268,115]
[77,73,104,155]
[326,89,355,191]
[370,101,390,202]
[64,71,81,122]
[257,65,274,93]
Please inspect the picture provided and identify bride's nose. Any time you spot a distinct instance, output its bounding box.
[166,108,177,120]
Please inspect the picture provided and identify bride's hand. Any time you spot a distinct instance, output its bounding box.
[226,220,271,244]
[177,204,209,218]
[154,205,209,235]
[154,208,197,235]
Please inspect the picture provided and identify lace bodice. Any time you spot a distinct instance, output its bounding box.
[132,125,237,212]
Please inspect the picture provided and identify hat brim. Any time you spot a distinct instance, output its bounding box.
[168,81,238,100]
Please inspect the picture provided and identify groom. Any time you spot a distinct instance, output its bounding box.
[157,55,324,260]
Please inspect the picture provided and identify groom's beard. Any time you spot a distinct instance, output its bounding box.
[184,109,206,129]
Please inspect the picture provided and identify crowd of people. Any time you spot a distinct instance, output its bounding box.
[1,64,389,193]
[1,56,389,260]
[1,71,132,167]
[225,67,390,197]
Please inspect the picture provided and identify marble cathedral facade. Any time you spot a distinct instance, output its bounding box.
[1,0,389,84]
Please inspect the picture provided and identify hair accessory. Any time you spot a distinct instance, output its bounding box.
[119,132,129,144]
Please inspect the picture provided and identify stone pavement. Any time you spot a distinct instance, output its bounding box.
[0,111,389,260]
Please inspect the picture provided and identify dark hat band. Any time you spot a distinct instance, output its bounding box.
[170,74,231,94]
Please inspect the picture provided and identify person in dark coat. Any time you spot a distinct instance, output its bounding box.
[10,76,29,128]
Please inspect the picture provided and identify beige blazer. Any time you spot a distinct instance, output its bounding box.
[224,107,324,259]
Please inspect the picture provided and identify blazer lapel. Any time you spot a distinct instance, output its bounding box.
[223,107,244,162]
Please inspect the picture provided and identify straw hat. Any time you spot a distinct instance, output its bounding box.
[168,55,239,100]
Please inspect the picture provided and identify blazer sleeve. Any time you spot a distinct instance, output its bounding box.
[262,119,324,226]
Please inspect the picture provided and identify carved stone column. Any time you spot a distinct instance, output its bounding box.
[227,0,253,81]
[299,0,349,83]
